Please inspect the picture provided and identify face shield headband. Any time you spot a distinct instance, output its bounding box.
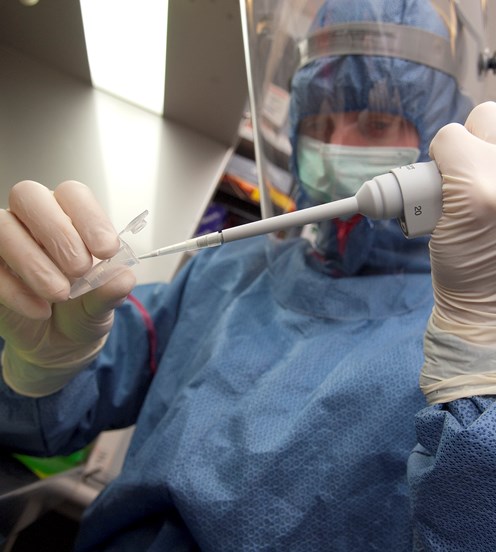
[297,21,460,83]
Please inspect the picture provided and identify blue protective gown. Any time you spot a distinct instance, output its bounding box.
[0,225,435,551]
[408,397,496,552]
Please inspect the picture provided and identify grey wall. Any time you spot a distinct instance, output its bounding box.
[0,0,248,283]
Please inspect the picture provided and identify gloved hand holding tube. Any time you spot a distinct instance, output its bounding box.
[0,180,136,397]
[420,101,496,403]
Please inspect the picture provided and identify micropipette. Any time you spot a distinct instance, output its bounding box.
[69,161,442,298]
[139,160,442,260]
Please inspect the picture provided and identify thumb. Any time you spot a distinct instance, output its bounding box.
[429,120,496,219]
[429,101,496,168]
[82,268,137,317]
[465,101,496,144]
[54,269,136,344]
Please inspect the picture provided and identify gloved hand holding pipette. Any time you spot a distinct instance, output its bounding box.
[420,101,496,403]
[0,180,136,397]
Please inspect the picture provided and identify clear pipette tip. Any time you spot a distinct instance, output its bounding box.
[138,241,190,259]
[138,232,224,260]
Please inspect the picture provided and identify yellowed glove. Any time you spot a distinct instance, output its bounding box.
[0,180,136,397]
[420,101,496,403]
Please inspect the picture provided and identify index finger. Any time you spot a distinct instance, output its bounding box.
[54,181,120,260]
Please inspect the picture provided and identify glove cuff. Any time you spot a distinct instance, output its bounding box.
[2,335,108,398]
[420,315,496,404]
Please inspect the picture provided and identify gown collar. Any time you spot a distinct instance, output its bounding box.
[266,237,433,321]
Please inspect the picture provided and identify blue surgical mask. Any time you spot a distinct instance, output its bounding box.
[297,136,420,203]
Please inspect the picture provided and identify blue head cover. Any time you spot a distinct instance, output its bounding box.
[290,0,472,162]
[287,0,473,276]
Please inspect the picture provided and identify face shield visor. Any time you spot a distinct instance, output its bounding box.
[239,0,495,227]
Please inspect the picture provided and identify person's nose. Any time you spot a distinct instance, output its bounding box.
[328,116,355,145]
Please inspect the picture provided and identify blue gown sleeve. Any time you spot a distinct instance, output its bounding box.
[0,258,198,458]
[408,396,496,551]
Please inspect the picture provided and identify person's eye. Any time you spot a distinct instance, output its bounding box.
[369,119,390,131]
[299,117,334,141]
[359,112,396,138]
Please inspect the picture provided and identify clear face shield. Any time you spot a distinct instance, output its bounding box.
[239,0,496,230]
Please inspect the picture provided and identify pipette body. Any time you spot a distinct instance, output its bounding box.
[139,160,442,260]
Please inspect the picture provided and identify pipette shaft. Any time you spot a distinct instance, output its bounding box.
[138,160,442,260]
[138,195,359,260]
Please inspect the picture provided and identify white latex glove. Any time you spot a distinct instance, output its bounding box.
[0,180,136,397]
[420,101,496,403]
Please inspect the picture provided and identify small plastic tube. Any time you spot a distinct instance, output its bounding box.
[68,210,148,299]
[68,239,139,299]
